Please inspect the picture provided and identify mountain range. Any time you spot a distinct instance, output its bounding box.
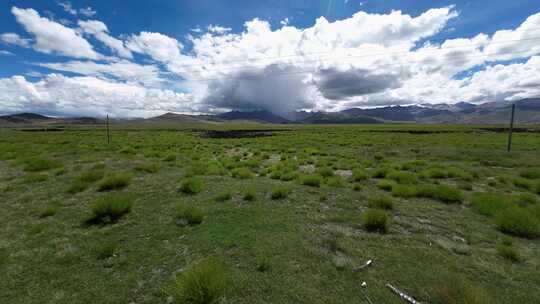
[1,98,540,126]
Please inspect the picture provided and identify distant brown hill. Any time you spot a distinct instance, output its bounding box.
[0,113,102,126]
[144,112,209,124]
[2,98,540,126]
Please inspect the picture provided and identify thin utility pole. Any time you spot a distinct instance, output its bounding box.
[106,114,110,144]
[507,104,515,152]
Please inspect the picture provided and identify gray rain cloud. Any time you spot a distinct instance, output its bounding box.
[314,68,403,100]
[201,64,313,115]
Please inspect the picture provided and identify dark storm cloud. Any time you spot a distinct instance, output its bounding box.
[201,64,313,115]
[315,68,403,100]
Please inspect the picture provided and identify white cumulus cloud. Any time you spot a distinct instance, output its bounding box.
[37,59,163,87]
[11,7,101,59]
[0,32,32,47]
[127,31,183,63]
[2,5,540,117]
[78,20,132,58]
[0,74,193,117]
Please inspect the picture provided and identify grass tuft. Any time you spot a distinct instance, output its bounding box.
[513,177,535,191]
[67,180,89,194]
[325,176,345,188]
[520,167,540,179]
[431,274,491,304]
[271,186,290,200]
[38,204,58,218]
[242,188,256,201]
[213,191,232,202]
[352,168,368,181]
[300,174,322,187]
[134,162,160,173]
[495,206,540,238]
[89,193,133,224]
[22,157,62,172]
[368,195,394,210]
[371,167,389,178]
[167,258,227,304]
[93,241,117,260]
[256,254,271,272]
[391,184,418,198]
[232,167,254,179]
[78,169,105,183]
[377,179,395,191]
[496,241,521,262]
[387,171,417,184]
[179,177,203,195]
[97,173,132,191]
[470,193,510,217]
[362,208,388,233]
[418,184,464,204]
[176,202,204,226]
[68,169,105,193]
[317,167,334,178]
[22,173,48,184]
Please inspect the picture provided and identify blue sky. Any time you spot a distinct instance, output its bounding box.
[1,1,540,116]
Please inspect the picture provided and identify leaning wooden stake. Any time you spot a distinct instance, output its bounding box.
[507,103,515,152]
[386,283,422,304]
[106,114,110,144]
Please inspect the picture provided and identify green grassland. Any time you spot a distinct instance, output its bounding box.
[1,124,540,303]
